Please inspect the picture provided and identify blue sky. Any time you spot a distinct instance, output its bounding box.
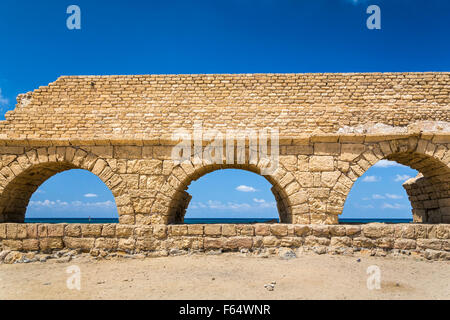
[0,0,448,220]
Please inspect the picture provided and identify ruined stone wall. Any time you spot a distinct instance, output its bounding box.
[1,223,449,262]
[0,72,449,225]
[0,73,449,140]
[403,175,450,223]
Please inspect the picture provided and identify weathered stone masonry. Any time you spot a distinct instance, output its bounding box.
[0,223,449,261]
[0,73,448,226]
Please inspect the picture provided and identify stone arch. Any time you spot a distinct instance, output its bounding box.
[330,137,450,223]
[151,160,307,224]
[0,147,124,223]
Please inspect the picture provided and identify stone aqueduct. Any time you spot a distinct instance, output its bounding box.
[0,72,449,226]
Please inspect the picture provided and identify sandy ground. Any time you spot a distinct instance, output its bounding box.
[0,252,449,300]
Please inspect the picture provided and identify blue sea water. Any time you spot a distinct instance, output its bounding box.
[24,217,413,224]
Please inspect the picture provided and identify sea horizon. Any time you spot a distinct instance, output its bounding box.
[24,217,414,224]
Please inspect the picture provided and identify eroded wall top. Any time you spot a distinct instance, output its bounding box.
[1,72,449,140]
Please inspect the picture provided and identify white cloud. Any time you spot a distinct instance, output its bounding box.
[71,200,115,208]
[29,199,115,211]
[236,185,257,192]
[370,193,403,200]
[207,200,252,210]
[29,199,69,207]
[84,193,98,198]
[354,203,375,209]
[381,203,406,210]
[253,198,266,203]
[373,160,404,168]
[362,175,380,183]
[385,193,403,199]
[394,174,412,182]
[0,89,8,107]
[190,199,276,211]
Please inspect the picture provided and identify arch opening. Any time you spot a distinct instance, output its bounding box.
[0,161,119,223]
[166,165,292,224]
[341,151,450,224]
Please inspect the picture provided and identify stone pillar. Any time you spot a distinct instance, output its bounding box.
[403,174,450,223]
[271,185,290,223]
[173,191,192,224]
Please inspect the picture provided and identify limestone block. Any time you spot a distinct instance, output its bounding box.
[116,225,134,238]
[294,225,310,236]
[238,225,254,236]
[187,224,203,236]
[95,238,119,250]
[330,236,352,247]
[314,143,340,155]
[204,237,225,250]
[224,237,252,250]
[309,156,334,172]
[65,224,81,237]
[101,224,116,237]
[254,224,270,236]
[340,144,365,162]
[2,240,23,251]
[169,225,188,236]
[204,224,221,236]
[153,225,167,239]
[118,238,136,251]
[81,224,102,237]
[114,146,142,159]
[321,171,341,187]
[40,238,64,251]
[22,239,39,251]
[270,224,288,236]
[222,224,237,236]
[47,224,65,237]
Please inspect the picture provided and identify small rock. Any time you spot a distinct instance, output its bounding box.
[206,249,222,255]
[56,256,72,263]
[312,246,327,255]
[3,251,24,264]
[57,250,69,257]
[278,248,296,260]
[169,249,187,256]
[424,249,441,260]
[99,250,109,258]
[147,250,168,258]
[0,250,12,263]
[25,252,36,260]
[356,258,361,262]
[64,250,79,257]
[264,283,275,291]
